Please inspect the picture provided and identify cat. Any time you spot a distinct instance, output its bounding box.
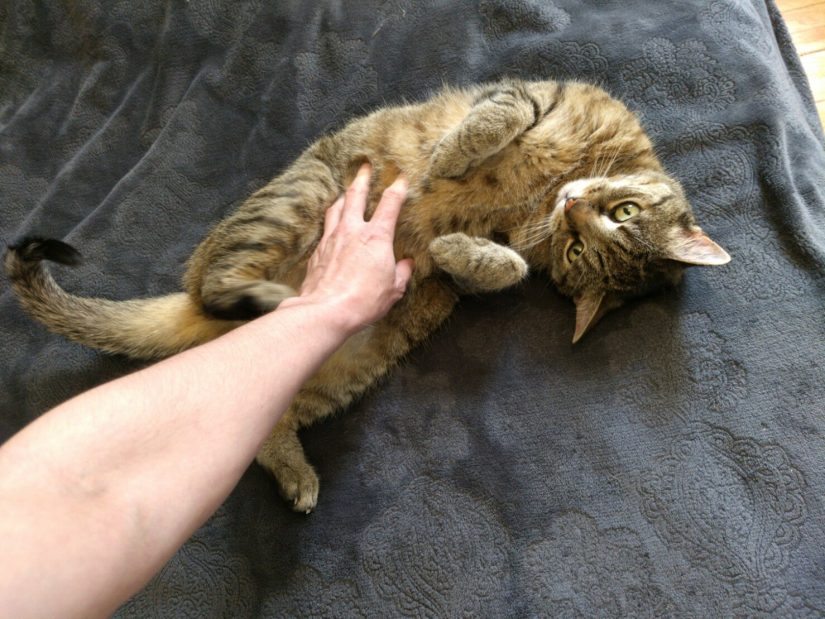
[4,78,730,513]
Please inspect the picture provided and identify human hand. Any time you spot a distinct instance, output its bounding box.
[279,164,414,333]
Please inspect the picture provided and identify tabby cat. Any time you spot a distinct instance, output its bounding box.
[5,79,730,512]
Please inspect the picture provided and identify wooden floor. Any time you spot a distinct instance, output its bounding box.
[775,0,825,128]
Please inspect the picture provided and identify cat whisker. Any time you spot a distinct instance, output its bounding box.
[513,231,552,251]
[506,215,553,236]
[590,148,605,179]
[589,144,605,179]
[623,232,657,254]
[571,264,589,292]
[596,140,624,178]
[512,234,546,251]
[513,219,556,249]
[597,135,621,175]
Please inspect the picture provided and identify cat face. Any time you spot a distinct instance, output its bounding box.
[543,171,730,342]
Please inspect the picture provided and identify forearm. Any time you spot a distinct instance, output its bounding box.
[0,166,412,619]
[0,300,354,619]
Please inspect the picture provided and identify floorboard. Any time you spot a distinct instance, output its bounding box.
[776,0,825,128]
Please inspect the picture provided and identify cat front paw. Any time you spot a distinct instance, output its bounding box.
[429,136,471,179]
[428,233,464,263]
[429,233,528,292]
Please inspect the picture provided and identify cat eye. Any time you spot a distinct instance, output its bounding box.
[611,202,641,222]
[566,239,584,262]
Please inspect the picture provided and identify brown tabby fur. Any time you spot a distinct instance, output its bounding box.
[4,79,729,512]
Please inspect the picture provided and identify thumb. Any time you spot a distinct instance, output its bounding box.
[394,258,415,294]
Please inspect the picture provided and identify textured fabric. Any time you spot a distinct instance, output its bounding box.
[2,1,825,616]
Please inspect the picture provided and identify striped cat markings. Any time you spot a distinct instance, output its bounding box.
[5,79,729,512]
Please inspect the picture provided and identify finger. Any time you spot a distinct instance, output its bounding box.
[307,243,322,272]
[321,195,345,241]
[343,163,372,223]
[394,258,415,294]
[371,175,408,236]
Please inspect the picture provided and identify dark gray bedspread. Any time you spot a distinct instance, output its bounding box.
[2,1,825,616]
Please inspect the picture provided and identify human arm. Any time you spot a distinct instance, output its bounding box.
[0,165,412,619]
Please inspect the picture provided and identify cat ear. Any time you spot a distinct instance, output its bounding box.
[573,291,608,344]
[667,227,731,266]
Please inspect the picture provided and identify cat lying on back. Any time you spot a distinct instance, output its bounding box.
[5,78,730,513]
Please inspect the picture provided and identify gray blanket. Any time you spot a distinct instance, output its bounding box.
[2,0,825,616]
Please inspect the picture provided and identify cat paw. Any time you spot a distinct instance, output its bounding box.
[256,429,320,513]
[429,233,467,262]
[276,465,320,514]
[429,233,528,292]
[429,137,471,179]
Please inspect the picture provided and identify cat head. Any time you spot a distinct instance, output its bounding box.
[541,171,729,342]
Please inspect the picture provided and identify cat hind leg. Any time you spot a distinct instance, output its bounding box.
[257,419,320,514]
[257,279,459,513]
[201,272,298,320]
[191,154,343,319]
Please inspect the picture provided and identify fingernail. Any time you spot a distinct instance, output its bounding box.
[391,175,409,191]
[357,163,372,179]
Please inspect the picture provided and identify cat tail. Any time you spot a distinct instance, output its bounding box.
[4,238,239,359]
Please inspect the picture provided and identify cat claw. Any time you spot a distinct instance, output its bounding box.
[292,493,317,514]
[293,496,316,514]
[278,469,319,514]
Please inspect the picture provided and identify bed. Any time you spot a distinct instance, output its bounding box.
[2,0,824,616]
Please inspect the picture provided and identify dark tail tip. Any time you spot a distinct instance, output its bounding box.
[7,237,82,266]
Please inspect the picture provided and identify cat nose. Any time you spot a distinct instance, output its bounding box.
[565,198,592,229]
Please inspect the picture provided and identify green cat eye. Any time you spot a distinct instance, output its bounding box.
[611,202,641,222]
[566,240,584,262]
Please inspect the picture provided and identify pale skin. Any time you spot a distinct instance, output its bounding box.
[0,165,413,619]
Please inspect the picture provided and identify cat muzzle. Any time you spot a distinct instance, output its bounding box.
[564,198,594,230]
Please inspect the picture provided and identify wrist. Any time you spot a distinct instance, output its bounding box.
[275,294,365,338]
